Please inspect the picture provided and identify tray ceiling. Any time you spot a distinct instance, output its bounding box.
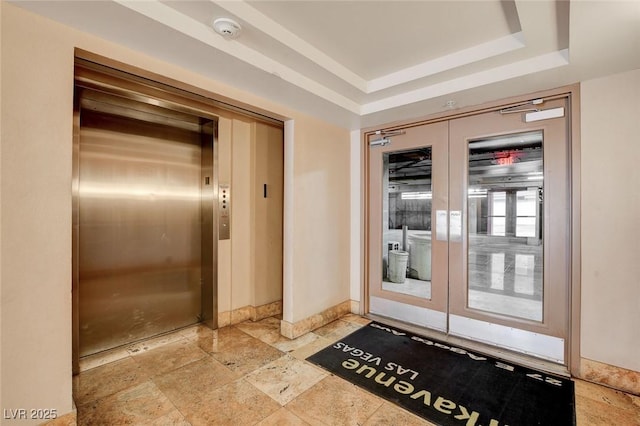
[11,1,640,129]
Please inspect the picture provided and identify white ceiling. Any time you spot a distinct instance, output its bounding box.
[11,1,640,129]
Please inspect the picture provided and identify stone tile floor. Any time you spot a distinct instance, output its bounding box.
[73,314,640,425]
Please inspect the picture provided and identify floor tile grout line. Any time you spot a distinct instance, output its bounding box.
[149,373,194,425]
[147,379,186,425]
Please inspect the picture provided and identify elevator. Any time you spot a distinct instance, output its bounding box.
[73,70,218,365]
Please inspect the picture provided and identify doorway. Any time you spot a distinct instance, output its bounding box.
[367,96,571,366]
[73,87,217,359]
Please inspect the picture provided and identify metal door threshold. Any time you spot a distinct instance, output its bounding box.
[365,313,571,378]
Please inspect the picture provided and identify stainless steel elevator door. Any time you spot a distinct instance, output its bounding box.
[78,94,208,356]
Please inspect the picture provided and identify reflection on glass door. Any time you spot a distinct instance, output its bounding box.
[382,148,433,300]
[467,131,543,321]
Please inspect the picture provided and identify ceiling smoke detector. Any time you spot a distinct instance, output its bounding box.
[212,18,242,39]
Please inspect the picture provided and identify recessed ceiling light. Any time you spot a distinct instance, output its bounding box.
[212,18,242,39]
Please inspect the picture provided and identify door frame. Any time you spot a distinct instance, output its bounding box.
[72,50,287,374]
[361,84,582,375]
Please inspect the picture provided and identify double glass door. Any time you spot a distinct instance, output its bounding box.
[368,97,570,364]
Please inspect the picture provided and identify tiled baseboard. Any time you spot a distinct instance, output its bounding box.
[217,300,283,327]
[280,300,352,339]
[579,358,640,395]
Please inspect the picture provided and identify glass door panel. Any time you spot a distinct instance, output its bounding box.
[467,131,544,322]
[382,147,433,300]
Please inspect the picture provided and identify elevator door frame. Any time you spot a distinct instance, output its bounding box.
[72,84,220,374]
[362,85,582,375]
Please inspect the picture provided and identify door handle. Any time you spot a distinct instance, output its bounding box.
[449,210,462,242]
[436,210,462,242]
[436,210,448,241]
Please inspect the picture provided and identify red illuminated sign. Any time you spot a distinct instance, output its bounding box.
[495,150,520,165]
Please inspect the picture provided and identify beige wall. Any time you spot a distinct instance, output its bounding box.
[253,123,284,307]
[1,3,76,418]
[230,119,253,311]
[580,68,640,372]
[0,3,351,421]
[218,119,284,318]
[218,116,256,318]
[290,117,352,322]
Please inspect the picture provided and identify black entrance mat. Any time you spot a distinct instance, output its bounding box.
[307,321,575,426]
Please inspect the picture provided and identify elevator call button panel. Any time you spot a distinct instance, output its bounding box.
[219,184,230,240]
